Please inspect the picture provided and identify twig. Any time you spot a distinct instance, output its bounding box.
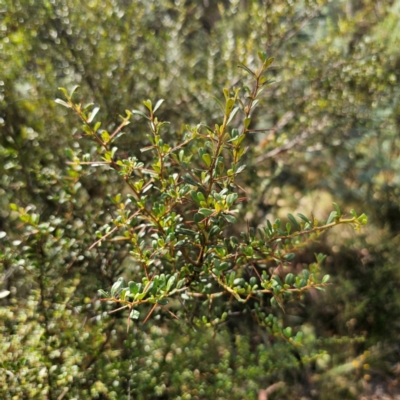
[254,130,310,164]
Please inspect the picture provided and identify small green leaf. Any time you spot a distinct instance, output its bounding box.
[299,278,307,288]
[326,211,338,224]
[94,121,101,132]
[130,310,140,320]
[176,227,197,236]
[297,213,310,224]
[197,192,206,202]
[283,326,292,338]
[153,99,164,113]
[218,262,230,271]
[237,63,255,76]
[332,202,342,218]
[202,153,211,167]
[176,278,186,289]
[128,281,139,295]
[166,275,176,292]
[285,273,294,285]
[119,288,127,301]
[87,107,100,123]
[223,88,230,100]
[101,131,110,143]
[198,208,214,217]
[322,274,330,284]
[233,278,245,287]
[131,109,149,119]
[110,277,126,297]
[226,193,238,207]
[357,213,368,225]
[235,164,246,174]
[54,98,71,108]
[227,106,240,125]
[9,203,19,211]
[249,277,257,286]
[58,87,68,97]
[225,98,235,114]
[69,85,80,97]
[231,128,239,138]
[250,99,259,110]
[97,289,109,297]
[0,290,10,299]
[257,51,267,62]
[182,174,199,186]
[263,57,274,68]
[143,99,152,112]
[223,214,237,224]
[191,191,200,204]
[83,103,94,111]
[209,225,221,237]
[287,213,300,230]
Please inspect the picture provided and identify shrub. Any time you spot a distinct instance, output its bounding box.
[55,55,367,336]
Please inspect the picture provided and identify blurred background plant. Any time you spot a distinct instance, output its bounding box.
[1,0,400,399]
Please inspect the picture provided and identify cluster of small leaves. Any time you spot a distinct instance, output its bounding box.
[56,54,367,335]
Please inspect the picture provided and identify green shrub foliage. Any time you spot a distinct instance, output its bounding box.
[55,57,366,336]
[3,0,399,398]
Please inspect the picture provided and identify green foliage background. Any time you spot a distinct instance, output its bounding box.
[1,0,400,399]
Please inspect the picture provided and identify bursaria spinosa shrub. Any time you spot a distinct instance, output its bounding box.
[56,54,367,339]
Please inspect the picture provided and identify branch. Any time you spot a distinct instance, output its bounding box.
[254,130,310,164]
